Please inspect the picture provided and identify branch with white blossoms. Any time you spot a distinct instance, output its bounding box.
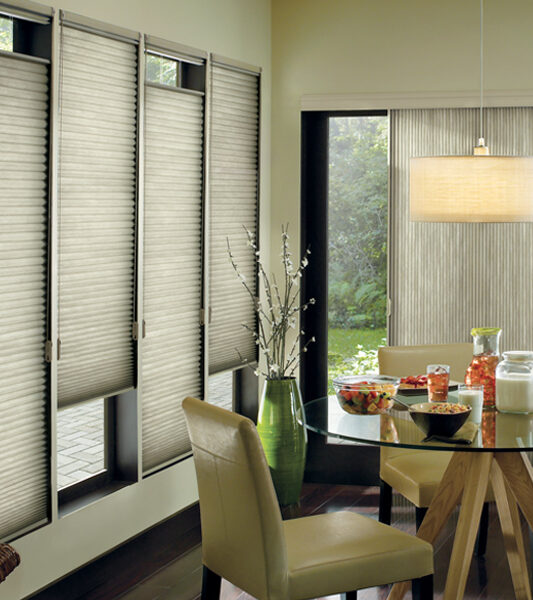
[227,224,316,380]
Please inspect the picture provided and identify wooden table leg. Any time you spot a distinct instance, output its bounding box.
[387,452,471,600]
[443,452,492,600]
[491,459,532,600]
[496,452,533,530]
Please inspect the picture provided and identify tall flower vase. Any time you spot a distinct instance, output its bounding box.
[256,377,307,507]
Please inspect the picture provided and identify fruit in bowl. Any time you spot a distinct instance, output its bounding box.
[333,375,400,414]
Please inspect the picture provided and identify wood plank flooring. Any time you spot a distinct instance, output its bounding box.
[118,482,530,600]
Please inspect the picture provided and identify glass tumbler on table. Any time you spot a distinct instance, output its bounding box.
[427,364,450,402]
[458,383,484,423]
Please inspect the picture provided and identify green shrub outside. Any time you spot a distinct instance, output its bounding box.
[328,327,386,393]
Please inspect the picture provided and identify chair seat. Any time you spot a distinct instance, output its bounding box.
[381,450,494,508]
[284,511,433,599]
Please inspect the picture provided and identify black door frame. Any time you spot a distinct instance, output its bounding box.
[300,110,387,485]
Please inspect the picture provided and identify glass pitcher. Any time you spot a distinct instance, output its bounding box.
[465,327,502,408]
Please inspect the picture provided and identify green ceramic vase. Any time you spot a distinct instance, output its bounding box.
[256,378,307,506]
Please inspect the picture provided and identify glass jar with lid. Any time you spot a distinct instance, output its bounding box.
[465,327,502,408]
[495,351,533,414]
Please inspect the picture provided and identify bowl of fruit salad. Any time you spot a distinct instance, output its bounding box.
[409,402,471,437]
[333,375,400,414]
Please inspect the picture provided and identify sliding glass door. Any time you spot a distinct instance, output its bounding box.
[328,115,388,391]
[300,110,388,484]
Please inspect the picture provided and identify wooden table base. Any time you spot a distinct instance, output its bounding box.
[387,451,533,600]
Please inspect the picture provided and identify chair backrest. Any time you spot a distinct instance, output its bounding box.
[378,342,473,381]
[182,397,289,599]
[378,343,472,462]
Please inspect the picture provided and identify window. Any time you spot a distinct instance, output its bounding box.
[57,391,138,511]
[0,15,12,51]
[299,111,386,483]
[0,7,51,541]
[146,53,178,86]
[57,398,106,490]
[57,22,138,407]
[141,40,206,474]
[0,5,262,535]
[55,16,140,507]
[208,371,234,410]
[328,115,388,390]
[208,59,260,377]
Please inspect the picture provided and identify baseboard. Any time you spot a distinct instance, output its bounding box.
[28,503,201,600]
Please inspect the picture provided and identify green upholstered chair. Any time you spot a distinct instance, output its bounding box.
[378,343,491,554]
[183,396,434,600]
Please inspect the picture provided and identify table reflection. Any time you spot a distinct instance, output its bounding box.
[303,395,533,451]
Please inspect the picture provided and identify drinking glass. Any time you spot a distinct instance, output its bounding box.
[427,364,450,402]
[458,383,484,423]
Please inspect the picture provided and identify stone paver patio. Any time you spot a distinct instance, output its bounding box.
[57,398,105,489]
[57,372,234,489]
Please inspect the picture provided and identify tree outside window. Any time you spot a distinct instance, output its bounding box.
[0,17,13,51]
[328,116,388,387]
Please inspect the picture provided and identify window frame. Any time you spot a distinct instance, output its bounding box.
[58,396,113,506]
[58,390,139,515]
[300,109,387,486]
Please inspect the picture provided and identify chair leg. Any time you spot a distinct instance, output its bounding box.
[379,479,392,525]
[412,573,433,600]
[201,565,221,600]
[342,592,358,600]
[415,506,428,531]
[475,501,489,557]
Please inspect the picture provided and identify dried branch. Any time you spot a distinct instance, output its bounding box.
[228,225,316,380]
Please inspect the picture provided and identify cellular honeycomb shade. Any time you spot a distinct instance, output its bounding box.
[142,84,204,473]
[390,107,533,350]
[57,25,137,408]
[208,63,260,375]
[0,53,49,539]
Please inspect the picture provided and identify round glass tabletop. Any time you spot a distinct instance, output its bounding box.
[301,392,533,452]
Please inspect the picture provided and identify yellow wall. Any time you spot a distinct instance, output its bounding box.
[4,1,271,597]
[271,0,533,253]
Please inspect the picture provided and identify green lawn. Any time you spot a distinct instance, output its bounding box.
[328,327,386,391]
[328,327,386,356]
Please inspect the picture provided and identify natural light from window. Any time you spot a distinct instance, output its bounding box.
[327,115,388,391]
[146,53,178,87]
[0,16,13,51]
[57,397,105,489]
[208,371,233,410]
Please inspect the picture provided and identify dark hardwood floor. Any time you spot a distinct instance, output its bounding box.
[117,482,529,600]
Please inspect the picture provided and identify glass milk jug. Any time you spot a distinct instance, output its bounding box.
[495,351,533,414]
[465,327,501,408]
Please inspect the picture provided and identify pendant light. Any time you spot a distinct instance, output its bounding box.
[409,0,533,223]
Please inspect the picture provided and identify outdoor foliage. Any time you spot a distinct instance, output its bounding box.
[0,17,12,51]
[146,54,177,86]
[328,328,385,391]
[328,116,388,329]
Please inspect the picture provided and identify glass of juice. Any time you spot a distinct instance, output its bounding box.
[427,364,450,402]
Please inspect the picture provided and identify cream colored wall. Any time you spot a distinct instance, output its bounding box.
[3,1,271,597]
[271,0,533,256]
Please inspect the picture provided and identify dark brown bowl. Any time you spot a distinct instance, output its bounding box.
[409,402,471,437]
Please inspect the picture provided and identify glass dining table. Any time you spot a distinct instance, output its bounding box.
[302,394,533,600]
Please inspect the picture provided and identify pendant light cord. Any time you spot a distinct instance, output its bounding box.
[479,0,484,144]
